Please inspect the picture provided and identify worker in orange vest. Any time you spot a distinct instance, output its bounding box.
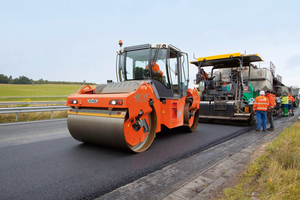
[200,69,210,89]
[253,91,270,132]
[288,94,295,114]
[265,90,276,131]
[200,69,208,80]
[146,62,163,79]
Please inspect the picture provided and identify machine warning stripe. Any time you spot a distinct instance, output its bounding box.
[68,110,125,118]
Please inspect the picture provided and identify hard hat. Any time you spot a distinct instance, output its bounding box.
[260,91,265,96]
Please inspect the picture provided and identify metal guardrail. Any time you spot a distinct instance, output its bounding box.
[0,101,66,106]
[0,96,68,99]
[0,106,70,122]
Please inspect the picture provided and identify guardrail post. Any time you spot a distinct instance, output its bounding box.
[51,111,53,119]
[15,113,18,122]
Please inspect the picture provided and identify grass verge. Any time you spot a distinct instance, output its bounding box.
[0,84,97,102]
[0,97,68,102]
[220,120,300,200]
[0,84,83,97]
[0,84,88,122]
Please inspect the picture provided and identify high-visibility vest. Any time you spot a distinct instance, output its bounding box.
[253,95,269,111]
[266,94,276,109]
[288,95,295,103]
[201,71,208,80]
[146,62,163,77]
[281,96,289,105]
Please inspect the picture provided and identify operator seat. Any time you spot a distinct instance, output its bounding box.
[134,67,144,79]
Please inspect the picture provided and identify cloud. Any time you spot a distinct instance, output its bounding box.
[287,54,300,68]
[283,75,300,88]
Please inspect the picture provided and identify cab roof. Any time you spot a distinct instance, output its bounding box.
[190,52,264,68]
[122,43,180,52]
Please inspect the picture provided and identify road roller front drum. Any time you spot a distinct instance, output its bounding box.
[67,108,157,153]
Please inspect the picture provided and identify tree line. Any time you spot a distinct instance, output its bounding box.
[0,74,96,85]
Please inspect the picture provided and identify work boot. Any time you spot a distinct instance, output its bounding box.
[262,130,268,132]
[255,129,261,132]
[267,127,274,131]
[283,108,289,117]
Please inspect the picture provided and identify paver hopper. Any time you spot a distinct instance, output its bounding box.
[191,53,264,125]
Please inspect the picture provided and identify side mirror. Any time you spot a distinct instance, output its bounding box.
[196,73,201,84]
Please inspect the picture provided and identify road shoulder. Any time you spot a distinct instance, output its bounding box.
[164,111,300,200]
[97,109,300,200]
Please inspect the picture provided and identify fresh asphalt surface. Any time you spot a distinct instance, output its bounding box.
[0,119,255,199]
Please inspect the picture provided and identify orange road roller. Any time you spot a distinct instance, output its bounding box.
[66,42,200,153]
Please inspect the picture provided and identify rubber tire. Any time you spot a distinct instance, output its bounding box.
[294,99,299,107]
[247,113,256,126]
[183,102,199,132]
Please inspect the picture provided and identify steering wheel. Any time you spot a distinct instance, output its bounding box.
[143,69,150,77]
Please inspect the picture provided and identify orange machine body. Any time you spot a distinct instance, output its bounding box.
[67,81,199,147]
[67,43,200,152]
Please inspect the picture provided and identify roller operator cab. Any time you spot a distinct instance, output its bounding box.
[66,42,200,153]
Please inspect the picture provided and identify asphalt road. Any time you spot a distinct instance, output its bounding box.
[0,119,255,200]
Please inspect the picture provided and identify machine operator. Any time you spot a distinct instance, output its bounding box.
[146,62,163,79]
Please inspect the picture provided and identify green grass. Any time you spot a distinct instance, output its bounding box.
[0,84,94,101]
[220,120,300,200]
[0,84,91,123]
[0,84,81,97]
[0,97,68,101]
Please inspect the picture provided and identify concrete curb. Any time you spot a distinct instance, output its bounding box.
[163,112,300,200]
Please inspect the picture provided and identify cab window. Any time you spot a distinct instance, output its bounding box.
[150,49,170,88]
[125,49,149,80]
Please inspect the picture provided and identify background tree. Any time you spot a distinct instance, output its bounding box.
[11,76,32,84]
[0,74,9,83]
[0,74,96,85]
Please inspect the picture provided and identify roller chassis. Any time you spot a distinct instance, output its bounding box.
[66,43,200,153]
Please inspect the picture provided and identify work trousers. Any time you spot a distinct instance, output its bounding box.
[256,110,267,131]
[267,109,274,129]
[282,104,289,117]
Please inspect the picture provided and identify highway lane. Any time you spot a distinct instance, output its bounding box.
[0,119,254,199]
[0,119,69,148]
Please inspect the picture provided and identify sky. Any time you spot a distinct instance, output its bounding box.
[0,0,299,87]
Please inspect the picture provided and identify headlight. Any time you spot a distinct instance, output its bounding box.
[68,99,78,104]
[109,100,123,105]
